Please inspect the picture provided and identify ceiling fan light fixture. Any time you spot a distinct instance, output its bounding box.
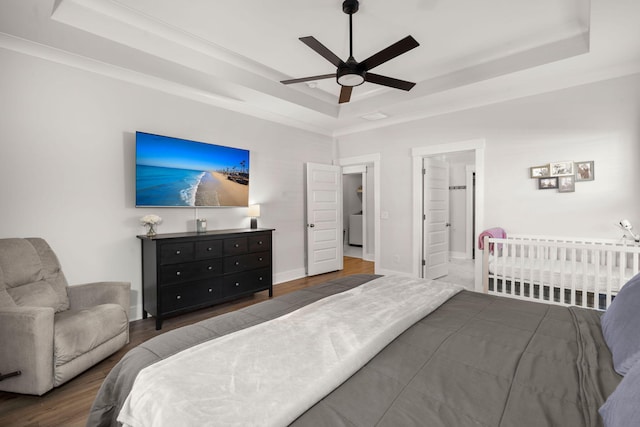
[280,0,419,103]
[337,72,365,87]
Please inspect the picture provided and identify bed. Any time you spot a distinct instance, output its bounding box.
[482,234,640,310]
[87,273,639,427]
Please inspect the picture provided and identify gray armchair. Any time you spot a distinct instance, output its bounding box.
[0,238,130,395]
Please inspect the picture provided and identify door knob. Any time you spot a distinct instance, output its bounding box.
[308,224,315,228]
[445,223,451,227]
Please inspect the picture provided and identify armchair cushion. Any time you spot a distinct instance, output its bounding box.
[0,238,69,312]
[54,304,128,367]
[67,281,131,312]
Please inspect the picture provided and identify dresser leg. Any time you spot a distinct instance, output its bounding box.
[269,286,273,297]
[155,318,162,330]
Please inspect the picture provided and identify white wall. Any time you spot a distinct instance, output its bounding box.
[337,73,640,275]
[0,49,333,319]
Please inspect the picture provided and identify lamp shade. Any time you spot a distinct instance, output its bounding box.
[248,204,261,218]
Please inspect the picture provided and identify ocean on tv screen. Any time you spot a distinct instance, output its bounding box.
[136,164,249,207]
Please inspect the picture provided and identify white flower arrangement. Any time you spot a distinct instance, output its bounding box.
[140,214,162,225]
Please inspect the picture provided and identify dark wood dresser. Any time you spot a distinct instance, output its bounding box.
[138,228,273,329]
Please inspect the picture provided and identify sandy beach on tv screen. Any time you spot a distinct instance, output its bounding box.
[195,171,248,206]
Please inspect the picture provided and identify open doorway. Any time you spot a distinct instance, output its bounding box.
[441,151,476,260]
[337,154,380,272]
[343,170,364,259]
[423,151,476,289]
[412,139,485,291]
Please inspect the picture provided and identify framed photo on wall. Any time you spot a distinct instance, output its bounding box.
[538,177,558,189]
[550,161,574,176]
[530,165,550,178]
[575,161,594,181]
[558,176,575,193]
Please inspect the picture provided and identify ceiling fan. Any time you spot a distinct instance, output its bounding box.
[280,0,420,104]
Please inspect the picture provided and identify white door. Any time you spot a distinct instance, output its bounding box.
[306,163,343,276]
[423,157,450,279]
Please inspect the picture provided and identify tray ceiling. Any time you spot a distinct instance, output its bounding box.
[1,0,639,136]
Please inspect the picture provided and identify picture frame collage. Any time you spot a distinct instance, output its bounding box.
[530,160,594,193]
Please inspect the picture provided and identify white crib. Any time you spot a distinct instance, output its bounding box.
[482,234,640,310]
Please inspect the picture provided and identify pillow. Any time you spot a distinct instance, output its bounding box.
[599,358,640,426]
[601,272,640,375]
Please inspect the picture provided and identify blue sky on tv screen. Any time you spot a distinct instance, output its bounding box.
[136,132,249,172]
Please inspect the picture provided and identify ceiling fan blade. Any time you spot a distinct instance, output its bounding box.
[281,74,336,85]
[299,36,344,67]
[360,36,420,71]
[338,86,353,104]
[365,73,416,91]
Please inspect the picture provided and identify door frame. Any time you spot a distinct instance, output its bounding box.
[336,153,381,273]
[465,164,476,260]
[411,139,485,291]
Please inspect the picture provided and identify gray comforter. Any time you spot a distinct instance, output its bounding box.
[87,274,621,427]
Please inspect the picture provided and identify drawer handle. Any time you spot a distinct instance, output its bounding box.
[208,288,213,293]
[258,241,263,245]
[176,250,181,255]
[258,257,263,261]
[259,276,263,281]
[235,282,240,287]
[235,261,240,266]
[176,295,181,300]
[207,247,213,251]
[208,266,213,270]
[176,271,181,276]
[234,243,239,248]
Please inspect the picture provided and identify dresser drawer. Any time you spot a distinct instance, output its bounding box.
[160,259,223,285]
[224,237,248,255]
[195,239,223,259]
[159,241,195,265]
[222,268,271,297]
[224,251,270,274]
[161,280,223,313]
[248,233,271,252]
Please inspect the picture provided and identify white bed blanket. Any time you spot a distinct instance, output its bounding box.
[117,276,462,427]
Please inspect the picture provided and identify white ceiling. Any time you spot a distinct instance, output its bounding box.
[1,0,639,136]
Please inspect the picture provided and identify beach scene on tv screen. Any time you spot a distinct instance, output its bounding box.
[136,133,249,207]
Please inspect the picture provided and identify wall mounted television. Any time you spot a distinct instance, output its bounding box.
[136,132,250,207]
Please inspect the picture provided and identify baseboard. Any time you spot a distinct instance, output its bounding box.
[129,305,139,322]
[274,268,306,285]
[449,251,467,259]
[363,252,375,262]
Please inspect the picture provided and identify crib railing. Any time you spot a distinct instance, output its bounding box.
[482,234,640,310]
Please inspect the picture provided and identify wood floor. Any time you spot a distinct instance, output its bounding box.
[0,257,374,427]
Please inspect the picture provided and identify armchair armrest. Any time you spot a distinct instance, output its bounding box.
[67,281,131,317]
[0,306,55,395]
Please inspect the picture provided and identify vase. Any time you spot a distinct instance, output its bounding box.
[146,223,157,237]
